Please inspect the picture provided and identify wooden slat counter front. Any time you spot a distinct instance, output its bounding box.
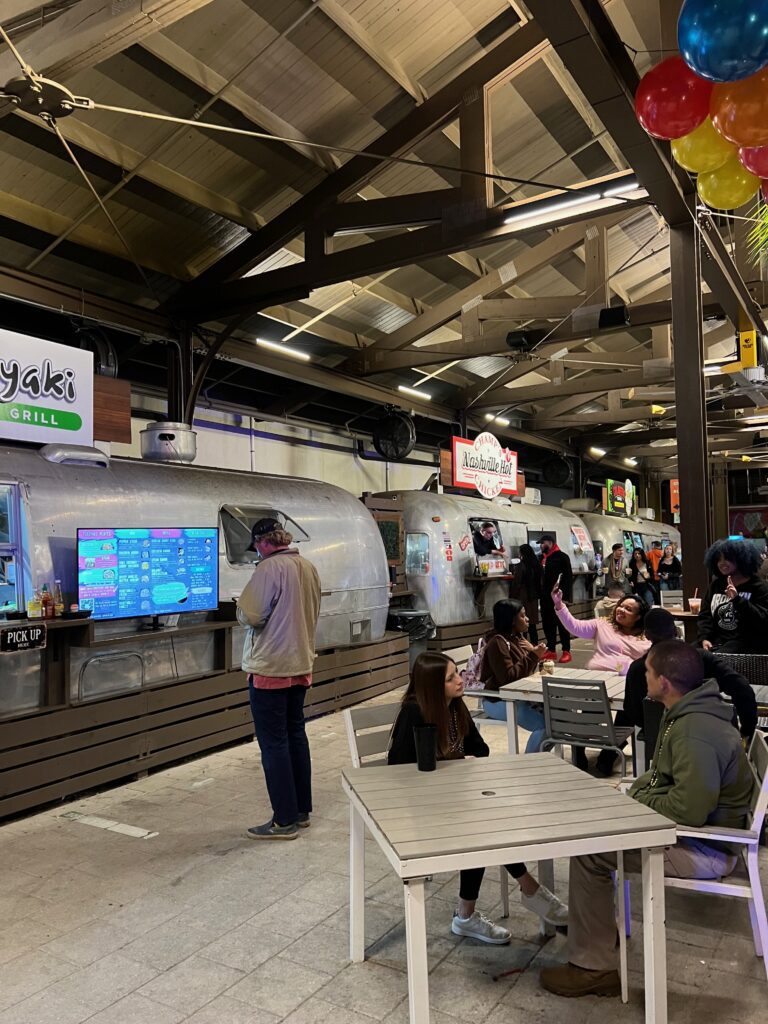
[342,753,676,1024]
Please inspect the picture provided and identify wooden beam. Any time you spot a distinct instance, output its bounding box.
[584,222,608,306]
[531,405,669,428]
[0,0,216,83]
[314,0,426,102]
[139,33,337,172]
[179,20,546,289]
[475,297,582,320]
[473,368,674,409]
[459,86,492,209]
[321,191,459,234]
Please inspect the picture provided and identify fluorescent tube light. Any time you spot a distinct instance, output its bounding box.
[484,414,510,427]
[495,416,510,427]
[256,338,310,362]
[624,457,638,466]
[504,191,602,227]
[590,446,607,457]
[484,413,495,421]
[602,179,639,197]
[398,385,431,401]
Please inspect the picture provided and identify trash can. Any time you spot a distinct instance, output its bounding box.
[386,609,434,667]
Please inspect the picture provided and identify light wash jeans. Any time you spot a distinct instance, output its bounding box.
[481,698,546,753]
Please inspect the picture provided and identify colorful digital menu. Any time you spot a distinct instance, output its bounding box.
[77,527,218,620]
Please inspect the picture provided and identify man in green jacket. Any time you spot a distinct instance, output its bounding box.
[541,640,754,998]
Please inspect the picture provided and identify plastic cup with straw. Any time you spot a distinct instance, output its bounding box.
[688,588,701,616]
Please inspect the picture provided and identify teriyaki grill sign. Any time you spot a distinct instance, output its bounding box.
[452,433,518,498]
[0,329,93,446]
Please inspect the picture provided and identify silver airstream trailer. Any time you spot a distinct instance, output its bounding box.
[0,443,389,714]
[578,510,682,564]
[375,490,596,627]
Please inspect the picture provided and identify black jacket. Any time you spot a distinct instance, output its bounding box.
[697,574,768,653]
[387,700,489,765]
[540,547,573,603]
[624,649,758,738]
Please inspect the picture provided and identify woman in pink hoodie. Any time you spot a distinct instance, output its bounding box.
[550,586,650,676]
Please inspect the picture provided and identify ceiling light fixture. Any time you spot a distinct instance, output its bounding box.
[398,385,431,401]
[256,338,310,362]
[503,178,645,229]
[590,446,607,457]
[602,179,639,197]
[484,413,510,427]
[624,457,638,466]
[704,365,722,375]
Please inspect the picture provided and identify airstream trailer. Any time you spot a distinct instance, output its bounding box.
[579,510,682,566]
[375,490,596,628]
[0,443,389,715]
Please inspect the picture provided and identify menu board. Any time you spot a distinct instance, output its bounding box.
[77,527,219,620]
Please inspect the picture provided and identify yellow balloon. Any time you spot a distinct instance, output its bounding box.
[671,117,734,173]
[697,152,759,210]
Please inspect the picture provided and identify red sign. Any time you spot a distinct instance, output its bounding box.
[451,434,518,498]
[670,478,680,513]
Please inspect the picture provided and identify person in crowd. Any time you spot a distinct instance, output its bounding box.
[646,540,664,584]
[540,640,754,998]
[539,534,574,663]
[758,547,768,584]
[594,581,627,620]
[697,538,768,654]
[389,652,568,941]
[603,543,629,594]
[509,543,543,644]
[624,608,757,740]
[628,547,656,606]
[473,521,505,558]
[551,585,650,676]
[479,599,548,752]
[238,518,321,840]
[657,543,683,592]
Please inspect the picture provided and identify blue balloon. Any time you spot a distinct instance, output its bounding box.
[678,0,768,82]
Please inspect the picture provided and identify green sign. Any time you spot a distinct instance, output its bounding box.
[0,403,82,431]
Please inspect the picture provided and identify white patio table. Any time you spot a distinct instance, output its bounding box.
[342,752,675,1024]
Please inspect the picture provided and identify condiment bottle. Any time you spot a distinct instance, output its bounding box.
[26,588,42,619]
[53,580,65,618]
[41,583,54,620]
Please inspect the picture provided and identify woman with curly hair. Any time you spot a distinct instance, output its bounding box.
[697,539,768,653]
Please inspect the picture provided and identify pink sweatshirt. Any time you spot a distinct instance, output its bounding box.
[555,604,650,675]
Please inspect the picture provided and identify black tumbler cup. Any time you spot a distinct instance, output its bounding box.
[413,724,437,771]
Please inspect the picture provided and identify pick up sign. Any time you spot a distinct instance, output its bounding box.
[1,623,47,654]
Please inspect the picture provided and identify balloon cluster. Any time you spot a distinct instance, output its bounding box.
[634,0,768,210]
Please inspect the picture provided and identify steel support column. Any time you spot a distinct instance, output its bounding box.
[670,224,711,593]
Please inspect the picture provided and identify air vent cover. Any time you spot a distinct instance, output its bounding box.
[372,409,416,462]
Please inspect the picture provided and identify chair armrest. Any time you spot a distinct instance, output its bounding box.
[676,824,759,845]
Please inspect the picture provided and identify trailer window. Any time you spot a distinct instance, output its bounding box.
[406,533,430,575]
[0,485,20,613]
[220,505,310,566]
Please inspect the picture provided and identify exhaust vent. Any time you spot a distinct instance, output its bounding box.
[39,444,109,468]
[140,421,197,463]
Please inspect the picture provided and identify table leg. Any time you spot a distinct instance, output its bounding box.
[536,858,555,938]
[617,851,628,1004]
[404,877,430,1024]
[349,804,365,963]
[506,700,519,754]
[641,847,667,1024]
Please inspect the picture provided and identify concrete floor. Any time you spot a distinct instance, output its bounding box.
[1,655,767,1023]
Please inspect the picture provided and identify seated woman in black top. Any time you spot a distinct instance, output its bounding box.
[697,538,768,654]
[388,652,568,943]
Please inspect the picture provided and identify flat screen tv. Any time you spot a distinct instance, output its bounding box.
[77,527,219,621]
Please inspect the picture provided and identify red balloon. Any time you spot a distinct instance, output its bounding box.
[740,145,768,177]
[763,179,768,201]
[635,56,713,140]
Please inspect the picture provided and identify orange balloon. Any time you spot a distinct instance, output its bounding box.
[712,67,768,148]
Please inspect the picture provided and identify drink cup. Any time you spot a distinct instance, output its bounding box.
[413,724,437,771]
[541,660,555,676]
[688,597,701,615]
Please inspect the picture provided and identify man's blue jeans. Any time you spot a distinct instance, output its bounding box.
[481,698,546,753]
[248,683,312,826]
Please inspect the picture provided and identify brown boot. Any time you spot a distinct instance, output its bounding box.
[540,962,620,997]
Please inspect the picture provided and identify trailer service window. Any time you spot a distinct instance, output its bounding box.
[220,506,309,566]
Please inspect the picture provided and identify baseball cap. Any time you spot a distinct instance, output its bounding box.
[247,517,282,551]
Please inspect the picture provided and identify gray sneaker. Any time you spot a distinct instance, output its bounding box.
[451,911,511,944]
[247,819,298,840]
[297,812,311,829]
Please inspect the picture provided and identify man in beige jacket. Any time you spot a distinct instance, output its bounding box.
[238,518,321,840]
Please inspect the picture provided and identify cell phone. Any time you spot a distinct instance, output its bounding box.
[555,573,562,590]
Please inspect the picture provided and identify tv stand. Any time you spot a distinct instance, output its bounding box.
[139,614,165,632]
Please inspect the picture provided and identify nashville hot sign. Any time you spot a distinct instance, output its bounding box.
[451,433,518,499]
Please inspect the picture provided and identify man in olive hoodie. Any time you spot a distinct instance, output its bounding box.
[541,640,754,998]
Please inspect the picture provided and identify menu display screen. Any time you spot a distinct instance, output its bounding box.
[77,527,219,620]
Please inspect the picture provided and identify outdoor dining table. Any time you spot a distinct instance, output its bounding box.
[342,752,676,1024]
[497,666,627,753]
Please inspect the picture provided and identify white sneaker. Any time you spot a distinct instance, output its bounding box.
[520,885,569,926]
[451,911,511,944]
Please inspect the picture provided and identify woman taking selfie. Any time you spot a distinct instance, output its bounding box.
[388,652,568,942]
[551,587,650,676]
[479,599,547,752]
